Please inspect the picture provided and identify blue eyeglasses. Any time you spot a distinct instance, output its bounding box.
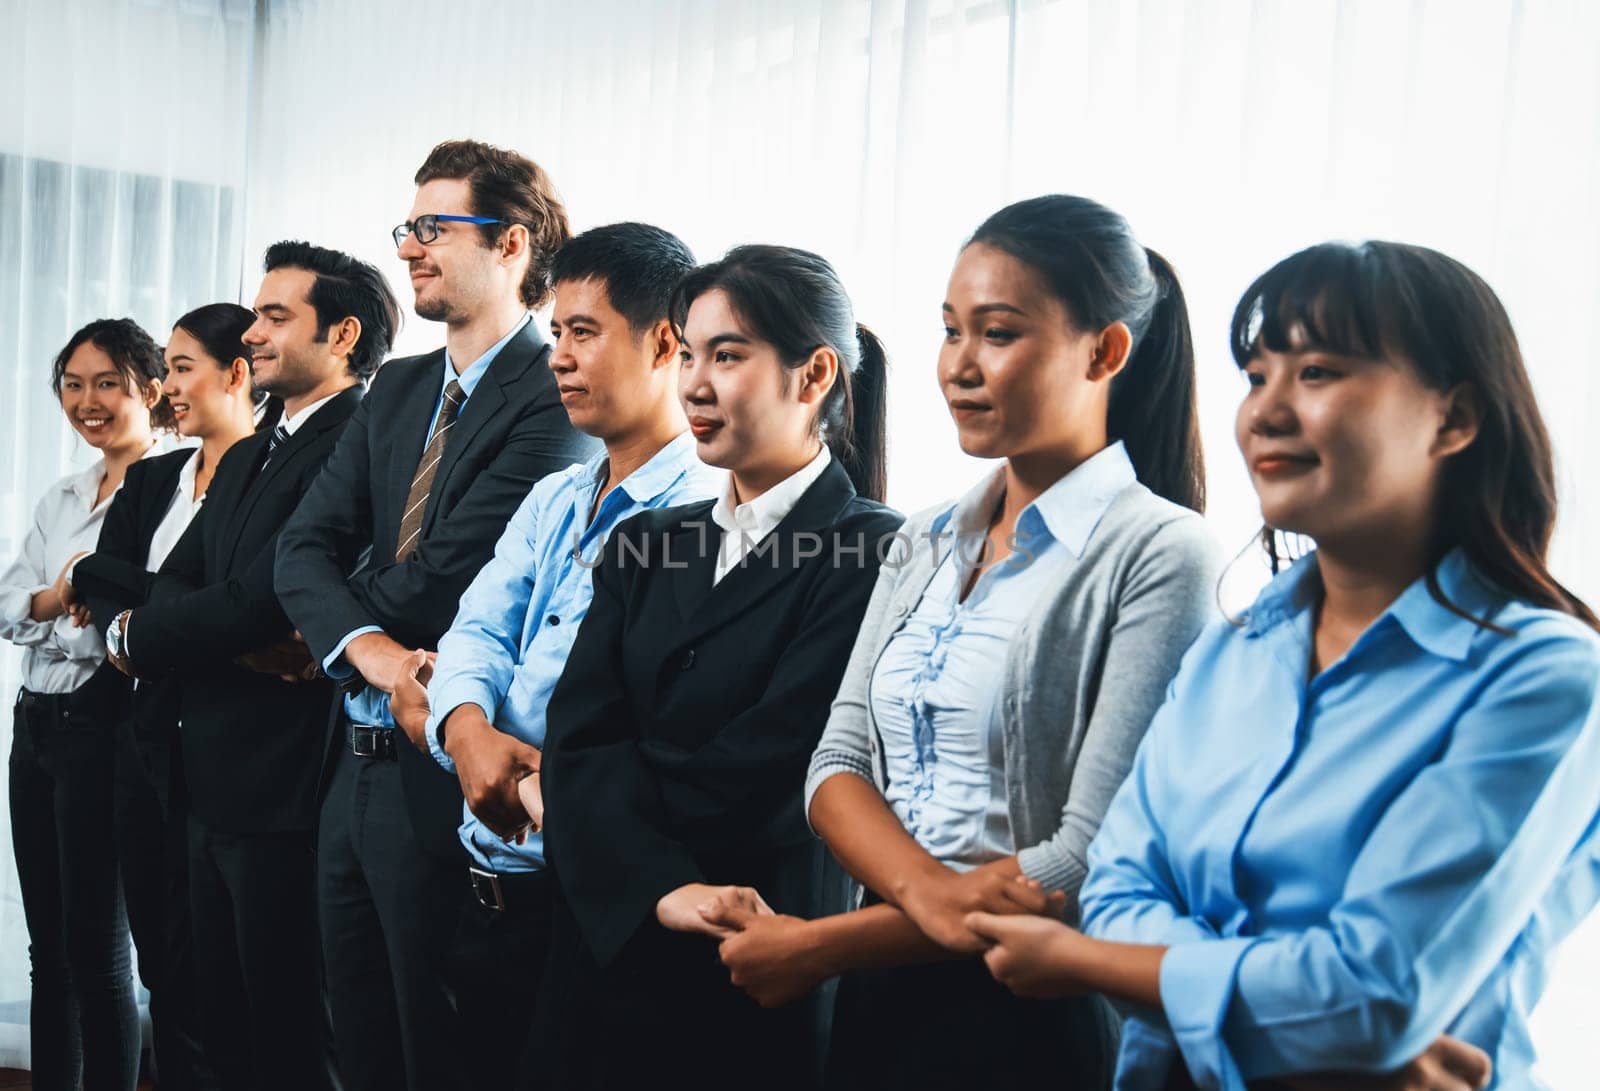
[392,214,511,248]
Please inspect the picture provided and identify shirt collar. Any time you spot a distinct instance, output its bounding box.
[1244,547,1500,662]
[69,442,164,507]
[710,445,832,538]
[443,312,530,400]
[942,440,1136,558]
[597,430,713,507]
[280,389,344,436]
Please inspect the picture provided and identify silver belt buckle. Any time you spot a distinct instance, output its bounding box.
[469,866,506,912]
[350,723,382,758]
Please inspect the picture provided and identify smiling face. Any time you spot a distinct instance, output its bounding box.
[1236,338,1462,546]
[163,326,247,439]
[549,277,674,441]
[938,242,1113,463]
[678,288,826,482]
[58,342,157,451]
[243,266,341,401]
[396,178,507,324]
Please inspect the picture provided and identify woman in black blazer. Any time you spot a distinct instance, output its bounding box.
[535,246,903,1091]
[65,303,259,1091]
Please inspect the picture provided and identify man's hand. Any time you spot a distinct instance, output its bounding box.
[706,902,830,1008]
[441,705,540,839]
[897,860,1064,953]
[1280,1036,1492,1091]
[388,649,435,750]
[342,631,415,695]
[236,631,318,683]
[516,770,544,833]
[656,883,773,939]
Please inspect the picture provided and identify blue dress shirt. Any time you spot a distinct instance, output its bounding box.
[424,431,720,873]
[872,441,1136,870]
[325,314,531,728]
[1079,549,1600,1090]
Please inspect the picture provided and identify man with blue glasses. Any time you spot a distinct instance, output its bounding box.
[276,139,598,1091]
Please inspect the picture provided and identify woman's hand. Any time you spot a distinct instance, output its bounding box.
[702,900,830,1008]
[656,883,773,939]
[897,862,1062,953]
[964,910,1087,998]
[516,770,544,834]
[53,552,87,611]
[1280,1035,1492,1091]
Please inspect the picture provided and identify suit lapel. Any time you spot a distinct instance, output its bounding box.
[667,506,720,622]
[417,324,551,541]
[665,460,858,654]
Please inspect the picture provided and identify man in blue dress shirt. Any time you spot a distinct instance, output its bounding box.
[389,222,720,1088]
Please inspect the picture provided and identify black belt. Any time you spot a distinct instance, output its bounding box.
[348,722,397,761]
[468,865,549,913]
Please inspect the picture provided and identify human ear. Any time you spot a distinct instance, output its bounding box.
[1087,322,1133,382]
[797,346,840,406]
[1432,382,1482,459]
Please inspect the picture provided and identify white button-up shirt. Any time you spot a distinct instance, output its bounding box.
[709,445,831,585]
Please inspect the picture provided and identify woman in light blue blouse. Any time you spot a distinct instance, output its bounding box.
[703,196,1220,1090]
[966,241,1600,1091]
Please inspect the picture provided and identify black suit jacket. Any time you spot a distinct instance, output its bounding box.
[126,386,362,833]
[542,459,904,965]
[273,322,600,860]
[75,447,197,751]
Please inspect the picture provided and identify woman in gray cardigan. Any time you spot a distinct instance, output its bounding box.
[701,196,1220,1089]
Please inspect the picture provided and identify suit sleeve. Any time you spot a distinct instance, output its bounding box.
[77,466,160,638]
[341,393,580,645]
[541,518,703,965]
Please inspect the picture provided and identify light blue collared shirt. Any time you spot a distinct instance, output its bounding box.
[872,442,1136,871]
[1080,549,1600,1090]
[326,315,531,727]
[424,431,720,872]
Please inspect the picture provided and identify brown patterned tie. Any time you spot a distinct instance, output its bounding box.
[396,379,464,562]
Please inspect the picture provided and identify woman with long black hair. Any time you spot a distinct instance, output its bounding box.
[0,318,169,1090]
[63,302,260,1091]
[534,244,903,1090]
[706,195,1219,1090]
[970,241,1600,1091]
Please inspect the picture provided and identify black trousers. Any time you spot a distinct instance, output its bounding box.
[825,956,1121,1091]
[317,741,465,1091]
[9,681,141,1091]
[444,867,553,1088]
[113,719,213,1090]
[187,818,337,1091]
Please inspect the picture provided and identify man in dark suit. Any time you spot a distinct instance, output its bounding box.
[104,240,400,1091]
[274,139,598,1091]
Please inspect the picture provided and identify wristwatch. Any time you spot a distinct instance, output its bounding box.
[107,609,132,662]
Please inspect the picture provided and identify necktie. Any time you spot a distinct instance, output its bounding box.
[261,422,290,468]
[396,380,464,561]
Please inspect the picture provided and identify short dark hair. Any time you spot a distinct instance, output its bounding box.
[263,240,400,379]
[414,139,570,310]
[51,317,176,431]
[173,302,266,406]
[551,223,695,335]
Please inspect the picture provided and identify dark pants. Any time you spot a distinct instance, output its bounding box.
[825,956,1121,1091]
[114,720,213,1091]
[445,868,552,1088]
[187,819,337,1091]
[318,742,464,1091]
[9,683,140,1091]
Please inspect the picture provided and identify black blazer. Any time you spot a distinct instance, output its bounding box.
[75,447,197,752]
[273,322,600,859]
[543,458,904,965]
[126,386,362,833]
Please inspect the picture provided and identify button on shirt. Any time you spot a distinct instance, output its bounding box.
[425,431,720,872]
[0,448,162,693]
[1079,549,1600,1090]
[710,445,831,585]
[872,441,1136,871]
[327,315,530,728]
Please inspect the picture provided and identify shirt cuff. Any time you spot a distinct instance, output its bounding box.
[1159,937,1255,1091]
[324,625,383,678]
[424,686,496,774]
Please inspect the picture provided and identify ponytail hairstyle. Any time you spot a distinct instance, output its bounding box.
[51,317,177,432]
[967,196,1204,512]
[670,244,889,502]
[172,302,267,408]
[1231,240,1597,631]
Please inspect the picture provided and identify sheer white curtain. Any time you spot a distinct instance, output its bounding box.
[0,0,253,1066]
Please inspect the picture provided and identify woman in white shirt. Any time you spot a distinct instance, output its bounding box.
[65,303,260,1091]
[0,318,168,1091]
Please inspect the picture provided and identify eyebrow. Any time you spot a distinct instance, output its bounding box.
[167,354,195,364]
[256,303,291,317]
[942,301,1028,317]
[65,370,126,382]
[687,332,753,351]
[557,314,600,328]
